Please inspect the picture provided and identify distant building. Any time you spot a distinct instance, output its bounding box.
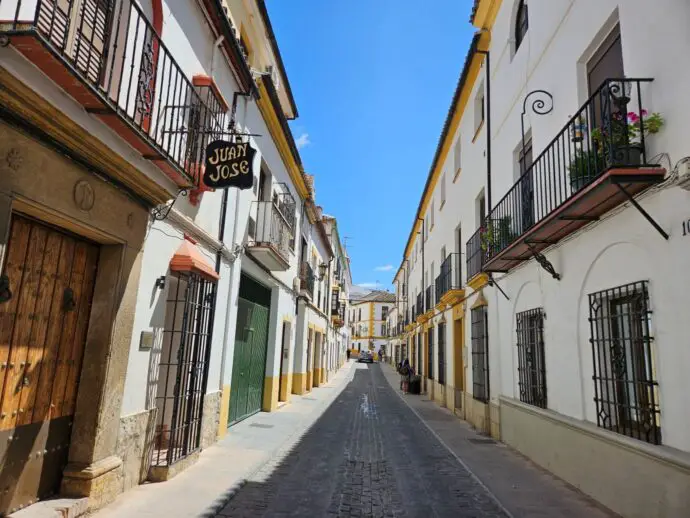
[348,290,396,354]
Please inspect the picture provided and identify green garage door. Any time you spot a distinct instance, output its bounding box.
[228,276,271,425]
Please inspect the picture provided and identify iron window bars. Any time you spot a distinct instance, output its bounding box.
[299,262,314,299]
[471,306,489,403]
[516,308,547,409]
[251,200,293,263]
[436,253,462,303]
[427,327,434,380]
[437,322,446,385]
[588,281,661,445]
[416,293,423,319]
[153,271,215,467]
[484,79,656,263]
[0,0,228,185]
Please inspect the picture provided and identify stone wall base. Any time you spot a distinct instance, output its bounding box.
[500,397,690,518]
[148,451,201,483]
[463,392,490,434]
[115,408,157,493]
[61,456,123,511]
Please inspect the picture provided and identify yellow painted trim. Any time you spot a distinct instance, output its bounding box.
[369,302,374,341]
[292,372,307,395]
[398,29,494,265]
[217,385,231,438]
[471,119,485,143]
[262,375,280,412]
[282,315,293,323]
[453,167,462,183]
[467,273,489,292]
[279,372,292,402]
[472,0,502,29]
[256,78,309,200]
[453,303,466,320]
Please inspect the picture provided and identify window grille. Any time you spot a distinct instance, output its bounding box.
[427,327,434,380]
[589,281,661,445]
[438,322,446,385]
[516,308,546,408]
[471,306,489,403]
[152,271,215,466]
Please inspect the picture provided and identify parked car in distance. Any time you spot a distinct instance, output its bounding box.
[357,351,373,363]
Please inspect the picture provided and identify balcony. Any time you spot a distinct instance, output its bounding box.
[248,201,294,271]
[424,285,433,312]
[299,262,315,299]
[466,227,485,284]
[0,0,228,188]
[415,293,423,322]
[435,253,464,305]
[483,79,665,276]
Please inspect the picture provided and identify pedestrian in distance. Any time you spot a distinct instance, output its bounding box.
[346,349,351,361]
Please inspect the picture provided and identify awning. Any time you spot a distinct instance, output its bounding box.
[169,238,219,282]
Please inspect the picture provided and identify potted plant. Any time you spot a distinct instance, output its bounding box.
[480,216,514,254]
[568,110,664,191]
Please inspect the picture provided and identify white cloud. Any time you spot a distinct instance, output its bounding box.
[357,282,382,289]
[374,265,394,272]
[295,133,311,150]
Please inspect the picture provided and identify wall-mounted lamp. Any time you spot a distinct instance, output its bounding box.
[318,263,327,281]
[155,276,166,290]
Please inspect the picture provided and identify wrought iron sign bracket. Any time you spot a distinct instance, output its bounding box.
[521,89,554,165]
[487,274,510,301]
[616,185,669,240]
[526,243,561,280]
[151,188,188,221]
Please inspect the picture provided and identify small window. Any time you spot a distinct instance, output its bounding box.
[516,308,546,408]
[589,281,661,445]
[474,83,485,135]
[515,0,528,52]
[440,173,446,206]
[471,306,489,403]
[430,202,435,228]
[454,137,462,172]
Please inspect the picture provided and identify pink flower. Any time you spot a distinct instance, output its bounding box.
[641,109,648,117]
[627,112,639,123]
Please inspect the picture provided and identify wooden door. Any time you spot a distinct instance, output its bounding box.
[0,214,98,514]
[453,318,465,411]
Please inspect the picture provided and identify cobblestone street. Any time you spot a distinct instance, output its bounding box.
[214,365,511,517]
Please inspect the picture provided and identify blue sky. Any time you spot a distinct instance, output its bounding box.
[266,0,476,289]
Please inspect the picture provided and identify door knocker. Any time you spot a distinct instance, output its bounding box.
[0,275,11,304]
[63,287,76,312]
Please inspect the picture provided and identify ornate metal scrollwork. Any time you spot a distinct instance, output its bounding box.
[136,38,156,118]
[151,188,188,221]
[521,89,554,162]
[526,244,561,280]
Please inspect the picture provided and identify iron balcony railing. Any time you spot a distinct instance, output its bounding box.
[299,262,315,299]
[251,201,293,264]
[416,293,423,318]
[436,253,462,303]
[425,285,433,312]
[0,0,228,185]
[466,227,485,281]
[485,78,656,263]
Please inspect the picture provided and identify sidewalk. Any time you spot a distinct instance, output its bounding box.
[91,362,358,518]
[379,364,616,518]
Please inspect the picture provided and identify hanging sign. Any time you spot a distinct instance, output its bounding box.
[203,139,256,189]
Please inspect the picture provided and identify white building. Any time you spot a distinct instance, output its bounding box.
[393,1,690,516]
[0,0,350,513]
[349,291,396,356]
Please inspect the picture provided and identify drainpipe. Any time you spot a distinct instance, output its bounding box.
[217,92,250,390]
[210,36,225,78]
[477,49,492,215]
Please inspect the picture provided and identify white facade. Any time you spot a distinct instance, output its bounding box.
[394,1,690,516]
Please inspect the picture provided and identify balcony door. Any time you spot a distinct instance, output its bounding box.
[519,138,534,232]
[39,0,116,84]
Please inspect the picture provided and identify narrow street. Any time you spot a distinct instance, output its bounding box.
[214,364,611,518]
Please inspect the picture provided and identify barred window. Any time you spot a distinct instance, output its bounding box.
[516,308,546,408]
[589,281,660,445]
[515,0,528,52]
[427,327,434,380]
[471,306,489,402]
[438,322,446,385]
